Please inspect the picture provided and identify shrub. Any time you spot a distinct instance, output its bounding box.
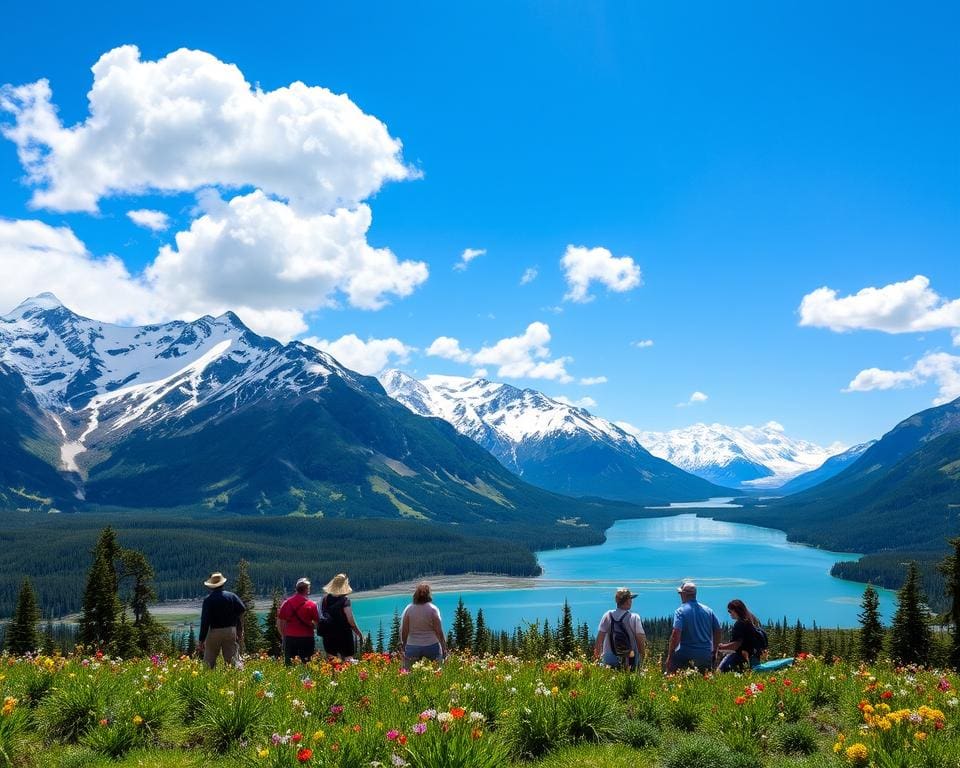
[562,686,624,743]
[774,720,819,755]
[665,695,702,731]
[37,677,109,743]
[621,718,660,749]
[505,695,568,759]
[81,720,142,759]
[192,685,267,752]
[662,735,761,768]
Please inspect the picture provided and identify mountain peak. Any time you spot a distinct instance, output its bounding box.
[5,292,66,317]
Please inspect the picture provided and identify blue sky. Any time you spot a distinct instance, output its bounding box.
[0,1,957,446]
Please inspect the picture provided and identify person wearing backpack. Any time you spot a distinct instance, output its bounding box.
[277,577,320,665]
[717,598,767,672]
[593,587,646,670]
[319,573,364,660]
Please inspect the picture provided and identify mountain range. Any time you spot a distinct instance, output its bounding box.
[0,294,626,533]
[380,370,727,503]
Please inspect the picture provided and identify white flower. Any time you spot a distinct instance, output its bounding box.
[437,712,453,723]
[469,712,484,722]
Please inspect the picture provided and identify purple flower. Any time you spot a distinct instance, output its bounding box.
[411,723,427,735]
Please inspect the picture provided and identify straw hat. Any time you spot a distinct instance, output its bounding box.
[204,572,227,588]
[324,573,352,596]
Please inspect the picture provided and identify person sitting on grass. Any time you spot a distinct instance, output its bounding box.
[400,581,447,667]
[593,587,646,670]
[717,598,764,672]
[665,580,721,674]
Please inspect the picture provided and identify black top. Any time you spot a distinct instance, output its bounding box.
[321,594,355,656]
[731,619,759,656]
[199,588,246,642]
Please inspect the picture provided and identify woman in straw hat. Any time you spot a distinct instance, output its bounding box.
[320,573,363,659]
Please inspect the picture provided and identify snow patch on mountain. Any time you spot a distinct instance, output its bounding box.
[624,421,844,489]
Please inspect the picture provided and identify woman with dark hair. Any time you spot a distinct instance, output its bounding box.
[400,582,446,667]
[717,598,763,672]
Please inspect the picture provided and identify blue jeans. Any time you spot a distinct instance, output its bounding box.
[668,649,713,673]
[718,652,760,673]
[602,650,639,670]
[403,642,443,667]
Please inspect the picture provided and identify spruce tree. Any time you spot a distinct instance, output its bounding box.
[263,590,283,657]
[187,625,197,656]
[858,584,884,663]
[42,617,56,655]
[473,609,489,655]
[389,609,402,652]
[792,619,804,656]
[119,549,162,654]
[938,537,960,670]
[376,621,385,654]
[234,559,263,653]
[557,600,576,657]
[452,597,474,651]
[79,549,120,649]
[4,578,40,654]
[889,561,933,666]
[362,632,373,654]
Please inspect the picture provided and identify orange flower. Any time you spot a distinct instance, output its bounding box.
[296,747,313,763]
[450,707,466,719]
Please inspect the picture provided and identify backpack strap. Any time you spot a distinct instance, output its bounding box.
[291,599,315,631]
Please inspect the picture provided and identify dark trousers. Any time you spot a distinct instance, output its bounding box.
[283,635,315,665]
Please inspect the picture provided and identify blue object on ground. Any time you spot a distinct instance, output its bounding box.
[752,657,795,672]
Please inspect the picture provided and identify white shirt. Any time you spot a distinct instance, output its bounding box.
[597,609,645,655]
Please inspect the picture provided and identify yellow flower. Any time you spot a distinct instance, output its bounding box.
[833,742,842,753]
[915,731,927,740]
[313,729,325,741]
[400,695,410,703]
[258,748,269,758]
[845,743,868,763]
[550,686,559,696]
[132,715,144,726]
[670,695,679,702]
[1,697,16,716]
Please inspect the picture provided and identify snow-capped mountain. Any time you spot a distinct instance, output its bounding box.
[0,295,623,527]
[625,421,845,490]
[380,370,729,503]
[776,441,876,495]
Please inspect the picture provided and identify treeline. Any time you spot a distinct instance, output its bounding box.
[0,513,540,617]
[831,552,948,611]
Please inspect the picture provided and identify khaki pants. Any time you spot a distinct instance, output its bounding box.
[203,626,239,669]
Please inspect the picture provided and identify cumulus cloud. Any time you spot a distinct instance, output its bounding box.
[676,391,709,407]
[561,245,642,303]
[426,322,573,382]
[302,334,413,376]
[845,353,960,405]
[127,209,170,231]
[520,267,538,285]
[799,275,960,334]
[632,339,654,348]
[454,248,486,271]
[146,190,428,320]
[553,395,597,410]
[580,376,607,386]
[0,46,415,213]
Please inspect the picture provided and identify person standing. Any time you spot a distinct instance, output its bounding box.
[198,571,246,669]
[400,582,447,667]
[320,573,363,660]
[665,581,721,673]
[593,587,646,670]
[277,577,320,665]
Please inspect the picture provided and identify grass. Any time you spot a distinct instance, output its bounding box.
[0,651,958,767]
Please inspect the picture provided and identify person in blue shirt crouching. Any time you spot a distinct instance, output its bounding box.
[665,581,720,674]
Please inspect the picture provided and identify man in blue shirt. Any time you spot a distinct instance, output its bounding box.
[665,581,720,673]
[198,571,246,669]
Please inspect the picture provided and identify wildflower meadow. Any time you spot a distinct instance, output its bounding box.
[0,649,958,768]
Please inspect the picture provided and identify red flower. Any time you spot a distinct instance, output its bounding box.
[292,732,303,743]
[398,734,408,745]
[450,707,466,719]
[735,696,747,706]
[881,691,893,700]
[296,747,313,763]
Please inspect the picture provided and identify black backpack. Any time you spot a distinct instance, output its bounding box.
[316,595,333,639]
[751,624,769,655]
[609,610,633,656]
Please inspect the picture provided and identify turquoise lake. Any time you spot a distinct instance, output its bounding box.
[350,513,896,635]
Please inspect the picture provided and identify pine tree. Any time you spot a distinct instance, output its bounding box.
[389,609,402,652]
[4,578,41,654]
[792,619,804,656]
[79,548,120,649]
[187,625,197,656]
[362,632,373,654]
[376,622,385,654]
[542,619,554,652]
[577,622,590,656]
[42,617,56,655]
[234,559,262,653]
[119,549,163,654]
[557,600,576,657]
[473,609,489,655]
[889,561,933,666]
[452,597,474,651]
[263,590,283,657]
[938,538,960,670]
[858,584,884,663]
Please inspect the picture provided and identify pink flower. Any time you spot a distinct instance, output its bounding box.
[386,729,400,741]
[412,723,427,735]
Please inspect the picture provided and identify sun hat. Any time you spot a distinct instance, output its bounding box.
[677,580,697,596]
[324,573,353,596]
[295,577,311,590]
[614,587,638,605]
[204,572,227,588]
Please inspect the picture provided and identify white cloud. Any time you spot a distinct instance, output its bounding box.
[580,376,607,386]
[799,275,960,334]
[561,244,642,303]
[302,334,413,376]
[472,368,489,379]
[426,322,573,382]
[454,248,486,271]
[146,191,428,325]
[953,330,960,347]
[553,395,597,410]
[0,46,415,213]
[426,336,472,363]
[0,218,155,323]
[632,339,654,348]
[520,267,538,285]
[845,353,960,405]
[126,209,170,231]
[676,391,709,407]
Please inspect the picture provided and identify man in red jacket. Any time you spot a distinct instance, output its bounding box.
[277,577,319,665]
